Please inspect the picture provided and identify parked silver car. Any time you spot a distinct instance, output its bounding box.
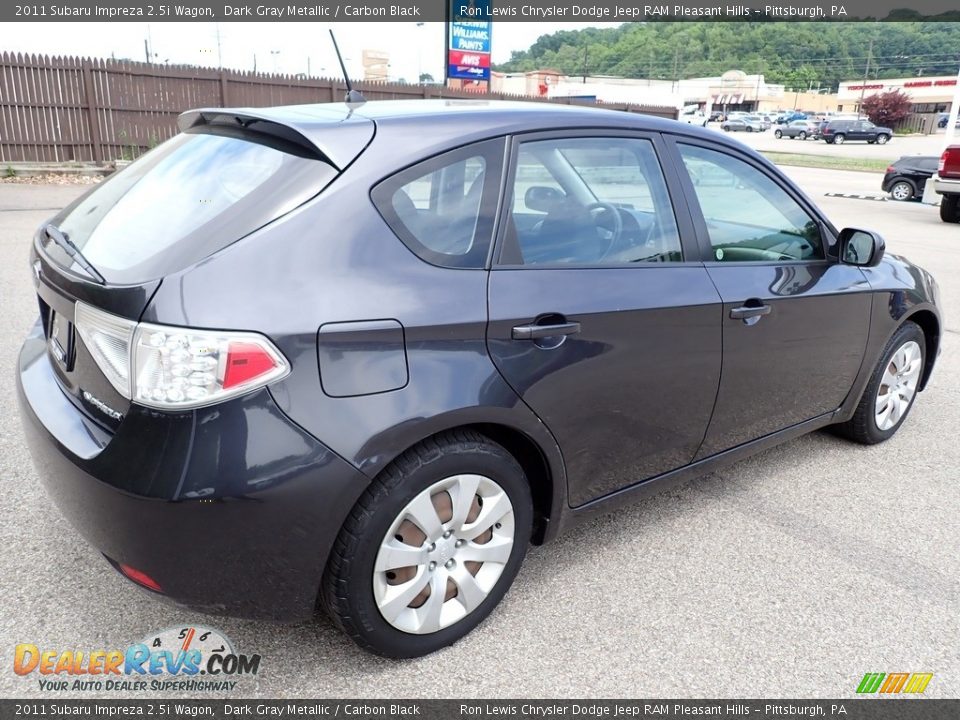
[721,117,766,133]
[775,120,820,140]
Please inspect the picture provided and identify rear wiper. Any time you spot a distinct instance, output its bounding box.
[44,224,105,285]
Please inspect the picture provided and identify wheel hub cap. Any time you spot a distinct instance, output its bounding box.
[875,340,922,431]
[373,474,515,634]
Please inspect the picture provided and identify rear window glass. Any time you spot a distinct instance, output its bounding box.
[49,130,337,283]
[371,138,505,269]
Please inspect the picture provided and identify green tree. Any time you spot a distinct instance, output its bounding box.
[495,22,960,91]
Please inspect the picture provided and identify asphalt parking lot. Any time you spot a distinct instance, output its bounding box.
[707,122,950,160]
[0,168,957,699]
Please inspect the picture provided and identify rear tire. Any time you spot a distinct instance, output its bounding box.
[774,129,783,138]
[321,430,533,658]
[746,126,754,133]
[833,322,925,445]
[889,180,915,202]
[833,134,846,144]
[940,194,960,223]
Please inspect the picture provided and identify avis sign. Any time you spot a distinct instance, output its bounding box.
[447,0,491,82]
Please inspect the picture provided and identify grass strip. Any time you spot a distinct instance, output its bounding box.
[760,152,891,173]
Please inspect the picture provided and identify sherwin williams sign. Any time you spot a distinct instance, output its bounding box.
[447,0,492,81]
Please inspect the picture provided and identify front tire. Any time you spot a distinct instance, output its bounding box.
[877,134,890,145]
[321,430,533,658]
[774,129,783,138]
[833,322,925,445]
[798,131,807,140]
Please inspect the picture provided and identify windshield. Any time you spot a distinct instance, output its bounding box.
[48,130,337,284]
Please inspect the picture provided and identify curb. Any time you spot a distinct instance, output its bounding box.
[824,192,888,202]
[2,163,115,179]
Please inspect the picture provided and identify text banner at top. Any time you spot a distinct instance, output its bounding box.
[5,0,960,22]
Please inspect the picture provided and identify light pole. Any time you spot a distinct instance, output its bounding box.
[270,50,281,74]
[416,22,425,84]
[942,60,960,149]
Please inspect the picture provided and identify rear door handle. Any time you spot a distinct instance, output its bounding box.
[729,304,771,320]
[511,321,581,340]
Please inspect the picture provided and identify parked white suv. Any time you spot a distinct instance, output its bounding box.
[679,106,708,127]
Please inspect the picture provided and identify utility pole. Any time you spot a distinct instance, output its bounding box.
[858,36,874,119]
[145,24,153,63]
[671,48,679,92]
[755,70,762,112]
[582,44,588,84]
[215,24,223,69]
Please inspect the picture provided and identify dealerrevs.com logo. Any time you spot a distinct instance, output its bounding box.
[14,626,260,692]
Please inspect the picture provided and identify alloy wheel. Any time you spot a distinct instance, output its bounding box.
[373,474,515,634]
[874,340,922,431]
[890,181,913,201]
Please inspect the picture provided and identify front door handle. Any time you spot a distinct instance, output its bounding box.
[511,321,581,340]
[729,303,771,321]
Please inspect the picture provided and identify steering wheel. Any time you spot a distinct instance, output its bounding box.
[585,202,623,258]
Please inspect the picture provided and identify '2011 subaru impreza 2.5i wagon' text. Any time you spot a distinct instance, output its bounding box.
[17,100,941,657]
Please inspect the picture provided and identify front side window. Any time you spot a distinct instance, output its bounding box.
[504,137,682,266]
[678,144,824,263]
[371,140,502,269]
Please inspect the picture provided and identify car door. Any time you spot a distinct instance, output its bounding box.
[855,121,873,141]
[486,132,722,507]
[668,138,872,458]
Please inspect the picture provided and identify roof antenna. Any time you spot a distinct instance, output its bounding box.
[329,30,365,105]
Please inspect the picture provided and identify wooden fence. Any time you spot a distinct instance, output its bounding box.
[0,52,677,164]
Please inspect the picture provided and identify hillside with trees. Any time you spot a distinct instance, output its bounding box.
[495,22,960,91]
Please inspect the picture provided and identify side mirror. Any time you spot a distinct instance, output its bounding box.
[524,186,565,213]
[839,227,885,267]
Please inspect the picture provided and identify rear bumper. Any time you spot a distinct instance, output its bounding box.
[932,176,960,196]
[16,324,369,621]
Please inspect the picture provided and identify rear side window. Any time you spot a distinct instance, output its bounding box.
[371,139,505,269]
[51,130,337,283]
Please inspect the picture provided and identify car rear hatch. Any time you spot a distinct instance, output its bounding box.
[31,103,374,431]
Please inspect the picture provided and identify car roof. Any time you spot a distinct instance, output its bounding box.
[180,98,733,165]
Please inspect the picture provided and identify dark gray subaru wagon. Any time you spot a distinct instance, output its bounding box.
[17,100,941,657]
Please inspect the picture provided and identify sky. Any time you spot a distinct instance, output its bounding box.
[0,22,622,82]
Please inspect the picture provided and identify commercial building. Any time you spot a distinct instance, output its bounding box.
[490,69,837,115]
[837,75,956,115]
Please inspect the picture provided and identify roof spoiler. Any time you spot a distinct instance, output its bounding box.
[178,109,338,167]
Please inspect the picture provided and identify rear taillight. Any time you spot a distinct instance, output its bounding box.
[939,146,960,178]
[886,166,896,174]
[132,323,288,408]
[74,302,135,397]
[73,301,289,410]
